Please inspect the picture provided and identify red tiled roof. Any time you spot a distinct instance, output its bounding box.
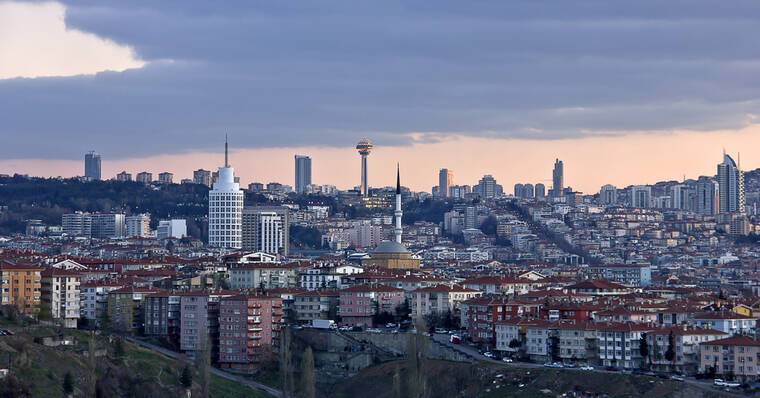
[701,336,760,347]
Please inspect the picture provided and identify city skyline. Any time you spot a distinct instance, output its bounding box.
[1,130,757,195]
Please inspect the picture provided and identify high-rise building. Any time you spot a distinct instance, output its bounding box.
[62,212,92,237]
[438,169,453,198]
[477,175,497,199]
[717,153,744,214]
[294,155,312,194]
[356,140,373,196]
[599,184,617,205]
[157,219,187,240]
[448,185,471,199]
[631,185,652,208]
[116,171,132,182]
[136,172,152,184]
[158,172,174,184]
[671,184,691,210]
[91,213,126,238]
[126,214,151,238]
[85,151,101,181]
[193,169,212,187]
[535,183,546,199]
[524,183,534,199]
[513,184,524,198]
[552,158,564,197]
[242,206,289,255]
[696,176,718,215]
[209,137,244,248]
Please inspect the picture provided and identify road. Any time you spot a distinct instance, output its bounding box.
[124,336,281,397]
[430,333,746,397]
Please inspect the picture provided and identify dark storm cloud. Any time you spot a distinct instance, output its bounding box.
[3,0,760,159]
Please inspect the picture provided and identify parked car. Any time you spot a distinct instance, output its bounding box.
[483,352,496,359]
[580,366,594,371]
[726,381,741,388]
[450,335,461,344]
[434,328,448,334]
[386,323,396,329]
[670,375,684,382]
[502,357,513,363]
[714,379,727,387]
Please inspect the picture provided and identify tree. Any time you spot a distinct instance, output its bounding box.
[299,346,315,398]
[479,215,498,236]
[180,365,193,390]
[113,338,125,360]
[195,327,211,398]
[62,372,74,396]
[639,333,649,369]
[37,300,52,322]
[664,330,676,364]
[407,318,429,398]
[280,327,295,398]
[508,339,522,349]
[395,299,411,322]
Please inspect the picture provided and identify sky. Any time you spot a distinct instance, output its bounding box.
[2,1,760,192]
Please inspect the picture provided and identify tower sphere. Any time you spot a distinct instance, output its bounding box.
[356,139,373,155]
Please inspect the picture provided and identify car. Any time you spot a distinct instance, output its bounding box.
[483,352,496,359]
[450,335,461,344]
[552,362,564,368]
[434,328,448,334]
[564,363,577,368]
[338,326,351,332]
[725,381,741,388]
[386,323,396,329]
[714,379,727,387]
[4,330,13,336]
[580,366,594,371]
[502,357,513,363]
[670,375,684,382]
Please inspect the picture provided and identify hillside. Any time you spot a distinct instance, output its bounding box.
[0,320,270,398]
[329,360,736,398]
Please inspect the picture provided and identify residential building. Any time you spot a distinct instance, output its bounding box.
[338,285,405,327]
[136,172,153,184]
[144,292,181,345]
[158,172,174,184]
[586,264,652,287]
[80,282,122,324]
[194,169,212,187]
[647,326,727,375]
[0,262,42,314]
[700,336,760,380]
[40,268,81,328]
[293,290,339,324]
[157,219,187,240]
[407,285,480,320]
[62,212,92,237]
[126,214,151,238]
[599,184,617,205]
[242,206,289,255]
[91,213,126,238]
[218,294,283,370]
[691,311,758,335]
[631,185,652,208]
[477,175,497,199]
[116,171,132,182]
[229,263,297,290]
[696,176,719,215]
[107,286,164,332]
[294,155,312,194]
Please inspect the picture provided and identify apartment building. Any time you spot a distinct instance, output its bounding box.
[218,294,283,370]
[40,268,81,328]
[700,336,760,380]
[0,262,42,314]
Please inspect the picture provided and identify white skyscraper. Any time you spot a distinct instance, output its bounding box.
[208,137,243,248]
[599,184,617,205]
[717,153,744,214]
[631,185,652,208]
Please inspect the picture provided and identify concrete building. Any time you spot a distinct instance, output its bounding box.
[338,285,405,327]
[116,171,132,182]
[179,292,227,359]
[41,269,81,328]
[552,158,564,197]
[80,282,122,324]
[91,213,126,238]
[717,153,744,214]
[158,172,174,184]
[242,206,289,255]
[157,219,187,240]
[535,183,546,199]
[407,285,480,320]
[143,292,181,345]
[0,263,42,314]
[136,172,152,184]
[126,214,151,238]
[631,185,652,208]
[696,176,719,215]
[439,168,453,198]
[478,175,497,199]
[599,184,617,205]
[85,151,101,181]
[194,169,212,187]
[700,336,760,380]
[294,155,312,194]
[62,212,92,237]
[586,264,652,287]
[218,294,283,369]
[209,137,244,248]
[107,286,164,332]
[293,290,339,324]
[671,184,691,210]
[229,263,297,290]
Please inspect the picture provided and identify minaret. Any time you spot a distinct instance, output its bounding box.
[394,164,403,244]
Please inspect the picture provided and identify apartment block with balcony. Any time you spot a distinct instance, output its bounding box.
[40,268,81,328]
[700,336,760,381]
[218,294,283,370]
[0,262,42,314]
